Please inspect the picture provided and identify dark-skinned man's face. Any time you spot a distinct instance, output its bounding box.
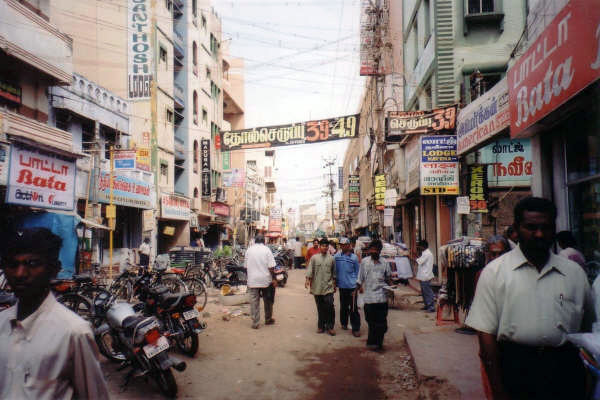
[319,244,329,255]
[514,211,555,257]
[3,253,59,300]
[313,241,319,248]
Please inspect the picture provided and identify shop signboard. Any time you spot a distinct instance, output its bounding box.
[420,136,459,195]
[142,209,154,231]
[201,139,211,197]
[0,142,10,186]
[136,148,151,172]
[220,114,359,151]
[96,172,152,209]
[480,138,532,187]
[212,202,230,217]
[348,175,360,207]
[222,168,245,187]
[161,194,190,221]
[127,0,152,99]
[507,0,600,137]
[405,136,420,193]
[383,208,394,227]
[222,151,230,170]
[457,196,471,214]
[457,78,510,154]
[386,105,457,140]
[374,174,386,210]
[113,150,136,170]
[7,145,76,210]
[468,165,489,213]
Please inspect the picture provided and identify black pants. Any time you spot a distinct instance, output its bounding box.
[313,293,335,330]
[294,256,304,269]
[339,288,360,332]
[140,254,149,267]
[499,341,586,399]
[363,303,388,347]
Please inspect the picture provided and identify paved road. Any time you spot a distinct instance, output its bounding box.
[103,269,435,399]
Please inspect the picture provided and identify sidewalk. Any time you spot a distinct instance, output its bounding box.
[405,329,485,400]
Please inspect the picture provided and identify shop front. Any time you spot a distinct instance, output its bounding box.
[206,201,230,248]
[159,193,191,253]
[506,0,600,263]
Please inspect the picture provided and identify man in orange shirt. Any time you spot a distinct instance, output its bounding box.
[305,239,320,265]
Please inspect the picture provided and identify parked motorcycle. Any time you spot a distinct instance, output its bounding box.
[93,293,186,398]
[138,285,206,357]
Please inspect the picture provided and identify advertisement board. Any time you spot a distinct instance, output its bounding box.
[201,139,211,197]
[386,105,457,140]
[220,114,359,151]
[374,174,386,210]
[223,168,245,187]
[507,0,600,137]
[405,137,420,193]
[212,202,230,217]
[468,165,489,213]
[161,194,190,220]
[479,138,532,187]
[96,172,153,209]
[7,145,76,210]
[457,78,510,154]
[114,150,136,170]
[136,148,151,172]
[127,0,153,99]
[348,175,360,207]
[420,136,459,195]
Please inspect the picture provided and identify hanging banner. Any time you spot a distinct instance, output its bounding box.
[220,114,359,151]
[136,148,151,172]
[7,145,76,210]
[479,138,532,187]
[468,165,489,213]
[161,194,190,220]
[222,168,245,187]
[0,142,10,186]
[386,105,457,140]
[201,139,211,197]
[348,175,360,207]
[113,150,136,170]
[96,172,153,209]
[383,208,394,227]
[420,136,459,195]
[507,0,600,137]
[374,174,386,211]
[127,0,153,100]
[456,78,510,155]
[360,0,384,75]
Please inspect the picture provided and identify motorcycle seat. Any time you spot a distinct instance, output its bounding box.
[158,293,182,309]
[149,286,169,296]
[73,274,92,283]
[122,315,148,334]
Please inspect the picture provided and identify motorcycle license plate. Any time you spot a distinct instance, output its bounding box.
[276,274,284,281]
[143,336,169,359]
[183,309,199,320]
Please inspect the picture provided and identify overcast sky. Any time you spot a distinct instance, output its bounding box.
[213,0,365,217]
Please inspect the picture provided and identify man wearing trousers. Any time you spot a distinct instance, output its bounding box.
[357,240,391,351]
[415,240,435,313]
[305,238,336,336]
[334,237,361,337]
[245,234,277,329]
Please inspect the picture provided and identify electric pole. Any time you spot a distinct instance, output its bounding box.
[323,157,337,236]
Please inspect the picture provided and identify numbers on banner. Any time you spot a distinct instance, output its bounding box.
[431,107,456,131]
[332,116,358,138]
[306,120,330,141]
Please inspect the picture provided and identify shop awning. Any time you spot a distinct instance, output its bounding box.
[76,215,112,230]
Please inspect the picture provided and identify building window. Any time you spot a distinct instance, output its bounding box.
[193,140,199,173]
[193,42,198,67]
[206,67,211,80]
[194,187,199,198]
[265,166,271,178]
[159,46,167,63]
[201,15,207,31]
[192,0,197,17]
[210,34,219,57]
[202,108,208,126]
[160,162,169,185]
[166,108,174,124]
[423,0,431,44]
[468,0,494,14]
[467,71,502,102]
[193,91,198,125]
[165,0,171,11]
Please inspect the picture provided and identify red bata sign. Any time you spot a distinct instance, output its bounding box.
[508,0,600,137]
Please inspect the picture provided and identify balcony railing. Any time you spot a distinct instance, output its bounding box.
[174,83,185,109]
[173,31,184,57]
[240,208,260,222]
[174,136,185,161]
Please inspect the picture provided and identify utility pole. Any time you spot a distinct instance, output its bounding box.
[323,157,337,236]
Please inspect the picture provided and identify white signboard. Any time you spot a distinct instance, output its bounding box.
[457,196,471,214]
[161,194,190,221]
[114,150,137,170]
[456,78,510,155]
[405,137,420,193]
[128,0,153,99]
[384,208,394,227]
[7,145,76,210]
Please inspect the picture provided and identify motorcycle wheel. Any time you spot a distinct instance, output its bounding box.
[154,368,177,398]
[182,277,207,310]
[57,293,93,321]
[176,333,199,357]
[95,331,126,362]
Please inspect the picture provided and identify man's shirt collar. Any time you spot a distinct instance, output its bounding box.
[9,292,57,340]
[511,245,566,277]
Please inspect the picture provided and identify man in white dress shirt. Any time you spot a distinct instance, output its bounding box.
[415,240,435,313]
[0,228,108,400]
[245,234,277,329]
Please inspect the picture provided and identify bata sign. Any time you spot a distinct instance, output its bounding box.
[7,145,76,210]
[508,0,600,137]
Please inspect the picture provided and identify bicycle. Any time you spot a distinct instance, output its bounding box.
[163,262,208,310]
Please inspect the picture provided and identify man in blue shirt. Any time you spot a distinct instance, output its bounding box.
[334,237,361,337]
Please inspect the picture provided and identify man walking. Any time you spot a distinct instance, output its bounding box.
[0,228,109,399]
[415,240,435,313]
[245,234,277,329]
[467,197,595,399]
[334,237,361,337]
[293,236,304,269]
[139,237,151,269]
[305,238,336,336]
[357,240,392,351]
[305,238,320,265]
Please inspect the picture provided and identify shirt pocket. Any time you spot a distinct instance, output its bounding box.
[554,294,583,333]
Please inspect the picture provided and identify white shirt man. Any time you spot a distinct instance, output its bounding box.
[244,236,277,329]
[416,247,434,281]
[293,239,303,258]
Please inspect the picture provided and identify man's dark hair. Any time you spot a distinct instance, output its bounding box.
[1,227,62,264]
[417,239,428,249]
[514,197,557,225]
[295,236,299,241]
[556,231,577,248]
[254,234,265,244]
[319,238,329,246]
[370,239,383,251]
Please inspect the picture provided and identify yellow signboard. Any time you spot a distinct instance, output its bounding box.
[136,148,151,172]
[374,174,386,211]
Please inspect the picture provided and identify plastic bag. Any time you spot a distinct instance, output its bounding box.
[357,291,365,308]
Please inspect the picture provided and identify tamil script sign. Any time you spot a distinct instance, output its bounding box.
[220,114,359,151]
[507,0,600,137]
[128,0,153,99]
[114,150,136,170]
[349,175,360,207]
[420,136,459,195]
[480,138,532,187]
[96,172,152,209]
[386,105,457,140]
[468,165,489,213]
[201,139,211,197]
[7,145,76,210]
[161,194,190,220]
[457,78,510,154]
[374,174,385,211]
